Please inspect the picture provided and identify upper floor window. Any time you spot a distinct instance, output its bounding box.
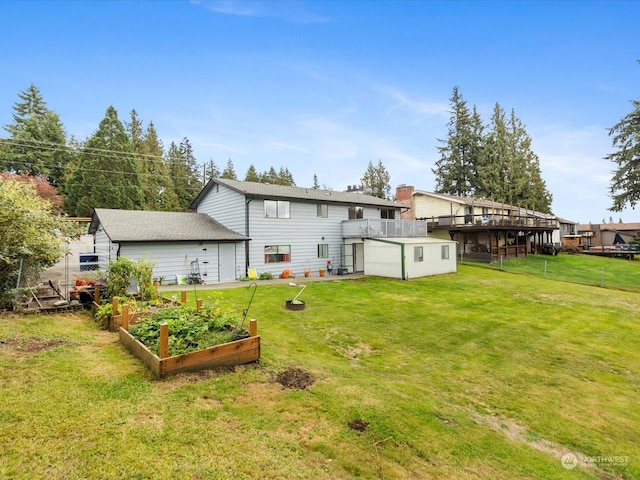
[348,206,364,219]
[381,208,395,219]
[264,200,290,218]
[317,204,328,218]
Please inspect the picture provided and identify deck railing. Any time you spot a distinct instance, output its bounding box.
[342,219,427,238]
[427,213,557,229]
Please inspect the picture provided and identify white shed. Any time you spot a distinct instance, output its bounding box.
[364,237,457,280]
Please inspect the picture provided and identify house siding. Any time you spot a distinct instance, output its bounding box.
[94,227,116,270]
[414,196,464,219]
[118,241,243,285]
[195,184,247,235]
[247,198,346,276]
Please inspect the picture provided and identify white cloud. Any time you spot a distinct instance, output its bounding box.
[193,0,333,24]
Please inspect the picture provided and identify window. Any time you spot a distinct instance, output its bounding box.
[414,246,424,262]
[264,200,290,218]
[264,245,291,263]
[381,208,396,219]
[441,245,450,260]
[348,206,364,219]
[317,203,328,218]
[318,244,329,258]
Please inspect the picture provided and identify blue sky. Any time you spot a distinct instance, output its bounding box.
[1,0,638,223]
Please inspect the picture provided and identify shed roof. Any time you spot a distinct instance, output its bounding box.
[191,178,402,209]
[89,208,249,242]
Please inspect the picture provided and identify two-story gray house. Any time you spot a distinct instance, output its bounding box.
[190,178,425,278]
[88,179,432,285]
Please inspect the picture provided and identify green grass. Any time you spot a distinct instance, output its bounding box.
[1,264,639,479]
[467,252,640,292]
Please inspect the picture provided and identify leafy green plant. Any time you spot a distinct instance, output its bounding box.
[104,257,158,301]
[258,272,273,280]
[129,299,241,356]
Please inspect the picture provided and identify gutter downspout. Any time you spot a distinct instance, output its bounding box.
[369,238,407,280]
[245,198,252,277]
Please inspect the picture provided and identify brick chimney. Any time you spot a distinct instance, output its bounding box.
[395,185,414,220]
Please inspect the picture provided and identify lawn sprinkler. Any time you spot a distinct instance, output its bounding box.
[285,282,306,310]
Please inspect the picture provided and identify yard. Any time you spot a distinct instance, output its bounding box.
[1,262,638,479]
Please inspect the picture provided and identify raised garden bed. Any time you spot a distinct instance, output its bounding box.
[118,305,260,378]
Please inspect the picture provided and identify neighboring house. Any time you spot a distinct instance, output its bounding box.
[396,185,557,262]
[577,222,640,248]
[553,217,579,246]
[190,179,428,277]
[88,209,249,285]
[364,237,457,280]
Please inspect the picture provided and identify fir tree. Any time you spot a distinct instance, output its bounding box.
[63,106,143,216]
[433,86,478,196]
[244,164,260,182]
[607,66,640,212]
[205,159,221,182]
[1,83,70,188]
[221,159,237,180]
[312,174,320,189]
[360,159,391,199]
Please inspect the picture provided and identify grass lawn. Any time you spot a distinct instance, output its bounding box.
[467,252,640,292]
[1,264,638,479]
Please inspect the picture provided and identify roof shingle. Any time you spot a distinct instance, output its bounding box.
[89,209,248,242]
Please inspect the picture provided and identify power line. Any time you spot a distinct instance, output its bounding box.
[0,137,202,166]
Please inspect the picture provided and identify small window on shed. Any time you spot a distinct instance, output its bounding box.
[318,244,329,258]
[414,246,424,262]
[317,204,328,218]
[441,245,450,260]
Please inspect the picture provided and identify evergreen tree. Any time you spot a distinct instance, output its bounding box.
[360,159,391,199]
[205,159,221,182]
[179,137,201,207]
[63,106,144,217]
[221,159,237,180]
[476,103,510,202]
[277,166,296,186]
[1,83,70,188]
[137,120,179,211]
[507,109,552,212]
[244,164,260,182]
[167,138,201,210]
[607,74,640,211]
[433,86,478,196]
[312,174,320,189]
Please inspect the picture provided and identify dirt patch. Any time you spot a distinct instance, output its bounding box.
[0,337,70,353]
[273,366,315,389]
[348,418,369,432]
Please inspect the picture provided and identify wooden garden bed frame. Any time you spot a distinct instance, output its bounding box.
[115,292,260,378]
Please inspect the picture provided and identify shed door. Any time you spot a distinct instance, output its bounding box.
[353,243,364,273]
[218,243,236,282]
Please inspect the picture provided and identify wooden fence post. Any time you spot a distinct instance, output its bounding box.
[110,297,119,331]
[249,319,257,337]
[196,299,202,312]
[94,285,101,304]
[159,323,169,359]
[181,291,187,304]
[122,304,129,331]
